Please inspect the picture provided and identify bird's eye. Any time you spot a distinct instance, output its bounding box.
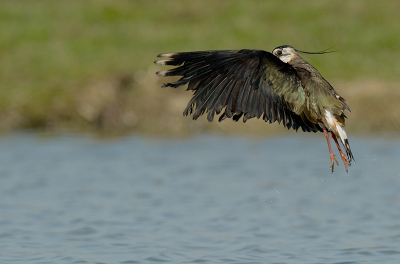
[277,50,282,56]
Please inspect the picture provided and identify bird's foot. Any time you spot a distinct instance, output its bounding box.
[339,152,349,172]
[330,153,339,172]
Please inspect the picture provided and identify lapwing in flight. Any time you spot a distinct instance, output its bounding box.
[155,45,354,172]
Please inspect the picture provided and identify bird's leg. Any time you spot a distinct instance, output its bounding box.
[323,129,338,172]
[330,132,349,172]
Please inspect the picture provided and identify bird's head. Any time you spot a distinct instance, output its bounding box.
[273,45,335,64]
[272,45,298,63]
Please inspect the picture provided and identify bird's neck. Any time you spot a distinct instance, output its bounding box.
[288,56,310,68]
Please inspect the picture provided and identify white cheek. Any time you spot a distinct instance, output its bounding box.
[279,55,291,63]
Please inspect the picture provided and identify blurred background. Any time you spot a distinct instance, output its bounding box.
[0,0,399,137]
[2,1,400,263]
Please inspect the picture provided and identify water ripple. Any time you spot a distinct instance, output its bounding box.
[0,134,399,263]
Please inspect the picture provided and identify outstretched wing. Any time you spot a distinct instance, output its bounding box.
[155,49,322,132]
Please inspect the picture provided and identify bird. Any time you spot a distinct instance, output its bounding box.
[155,45,354,172]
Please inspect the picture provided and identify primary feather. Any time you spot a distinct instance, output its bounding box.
[155,49,323,133]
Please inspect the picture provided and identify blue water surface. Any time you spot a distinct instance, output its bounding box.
[0,133,399,263]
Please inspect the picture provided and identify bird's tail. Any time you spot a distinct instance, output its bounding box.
[343,138,355,164]
[336,124,355,164]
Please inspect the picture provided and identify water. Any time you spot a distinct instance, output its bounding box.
[0,133,399,263]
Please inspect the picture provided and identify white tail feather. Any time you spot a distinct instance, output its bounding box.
[336,124,347,145]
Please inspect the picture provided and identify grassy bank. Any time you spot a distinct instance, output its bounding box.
[0,0,399,136]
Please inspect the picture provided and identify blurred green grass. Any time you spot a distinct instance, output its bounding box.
[0,0,399,135]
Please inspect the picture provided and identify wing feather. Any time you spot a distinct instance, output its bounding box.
[156,49,322,132]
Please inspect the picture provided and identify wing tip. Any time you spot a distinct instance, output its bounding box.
[154,60,168,65]
[157,52,177,58]
[156,70,169,77]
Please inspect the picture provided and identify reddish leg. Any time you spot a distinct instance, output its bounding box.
[323,129,338,172]
[331,132,349,172]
